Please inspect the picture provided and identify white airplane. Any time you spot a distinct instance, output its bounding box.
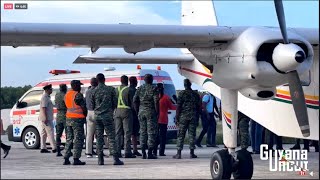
[1,0,318,179]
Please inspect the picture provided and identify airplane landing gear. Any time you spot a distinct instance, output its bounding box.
[232,149,253,179]
[210,149,232,179]
[210,148,253,179]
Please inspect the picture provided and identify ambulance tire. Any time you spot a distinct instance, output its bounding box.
[232,149,253,179]
[210,149,232,179]
[22,127,40,149]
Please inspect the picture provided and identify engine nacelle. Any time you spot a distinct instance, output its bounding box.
[272,43,305,73]
[239,86,276,100]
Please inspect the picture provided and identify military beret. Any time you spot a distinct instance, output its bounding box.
[59,84,67,88]
[43,84,52,90]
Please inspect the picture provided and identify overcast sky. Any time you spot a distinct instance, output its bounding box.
[1,0,318,90]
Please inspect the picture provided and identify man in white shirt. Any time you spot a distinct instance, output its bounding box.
[39,84,56,153]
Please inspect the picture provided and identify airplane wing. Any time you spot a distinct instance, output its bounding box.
[0,22,243,48]
[1,22,318,50]
[73,54,195,64]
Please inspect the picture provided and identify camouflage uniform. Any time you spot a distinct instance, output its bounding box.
[133,84,159,150]
[238,111,250,149]
[176,90,200,151]
[55,91,67,147]
[91,83,118,157]
[64,93,86,159]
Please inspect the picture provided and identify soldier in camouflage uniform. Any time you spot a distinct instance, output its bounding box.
[238,111,250,150]
[63,80,87,166]
[91,73,124,166]
[55,84,67,157]
[173,79,201,159]
[133,74,159,159]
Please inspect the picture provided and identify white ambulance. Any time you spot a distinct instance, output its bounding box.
[8,66,178,149]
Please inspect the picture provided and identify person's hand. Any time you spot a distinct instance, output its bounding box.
[44,120,49,126]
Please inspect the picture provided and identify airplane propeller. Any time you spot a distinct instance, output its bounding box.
[274,0,310,137]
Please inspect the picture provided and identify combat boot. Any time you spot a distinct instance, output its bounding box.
[190,149,198,158]
[153,148,157,157]
[133,150,142,156]
[173,150,181,159]
[141,147,147,159]
[56,146,63,157]
[63,157,71,165]
[113,156,124,165]
[73,158,86,165]
[98,155,104,165]
[147,148,157,159]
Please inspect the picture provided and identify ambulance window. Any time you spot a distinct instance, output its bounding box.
[18,90,43,108]
[50,89,59,106]
[153,83,177,104]
[164,84,177,104]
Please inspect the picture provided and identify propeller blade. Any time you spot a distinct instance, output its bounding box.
[274,0,289,44]
[287,70,310,137]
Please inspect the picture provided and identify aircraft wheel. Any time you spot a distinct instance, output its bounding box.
[233,148,254,179]
[210,149,233,179]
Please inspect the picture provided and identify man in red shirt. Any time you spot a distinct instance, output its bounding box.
[154,83,176,156]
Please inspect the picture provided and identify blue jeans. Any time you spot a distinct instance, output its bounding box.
[197,111,216,145]
[206,112,216,145]
[250,120,263,152]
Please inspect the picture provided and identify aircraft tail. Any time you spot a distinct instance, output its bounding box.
[181,1,219,54]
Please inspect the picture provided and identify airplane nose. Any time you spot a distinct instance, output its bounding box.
[295,51,305,63]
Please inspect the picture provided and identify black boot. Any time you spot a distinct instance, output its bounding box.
[56,146,63,157]
[113,155,124,165]
[98,155,104,165]
[173,150,181,159]
[190,149,197,158]
[73,158,86,165]
[142,147,147,159]
[153,147,157,157]
[147,148,157,159]
[2,145,11,158]
[133,150,142,156]
[124,152,136,158]
[63,157,71,165]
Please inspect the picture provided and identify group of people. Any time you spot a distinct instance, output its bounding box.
[3,73,318,162]
[38,74,202,165]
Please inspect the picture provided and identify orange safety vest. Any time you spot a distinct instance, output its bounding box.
[65,90,85,119]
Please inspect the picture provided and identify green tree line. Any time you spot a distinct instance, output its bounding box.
[0,85,32,109]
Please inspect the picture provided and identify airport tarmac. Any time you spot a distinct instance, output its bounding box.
[1,135,319,179]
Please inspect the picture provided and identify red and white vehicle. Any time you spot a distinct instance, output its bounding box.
[8,66,178,149]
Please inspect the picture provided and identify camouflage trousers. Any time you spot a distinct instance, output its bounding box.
[238,116,250,149]
[176,113,197,151]
[64,118,85,159]
[138,109,157,149]
[95,113,118,157]
[55,119,66,147]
